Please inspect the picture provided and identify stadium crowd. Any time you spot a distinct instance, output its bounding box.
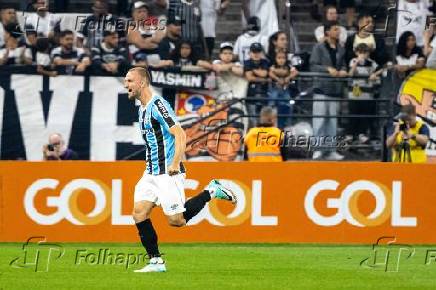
[0,0,435,161]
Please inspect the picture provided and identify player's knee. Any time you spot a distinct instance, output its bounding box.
[132,205,151,222]
[168,215,185,227]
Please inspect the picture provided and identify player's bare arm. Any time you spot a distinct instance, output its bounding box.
[168,124,186,175]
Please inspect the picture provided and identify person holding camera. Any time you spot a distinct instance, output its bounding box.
[43,133,78,160]
[386,105,430,163]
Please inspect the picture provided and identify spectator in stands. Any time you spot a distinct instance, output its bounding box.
[267,31,288,63]
[397,0,432,48]
[242,0,278,39]
[158,15,181,62]
[146,0,169,18]
[77,0,126,51]
[25,0,61,40]
[234,16,268,63]
[170,39,211,69]
[168,0,205,59]
[423,21,436,57]
[0,23,32,65]
[340,0,356,29]
[244,42,270,127]
[171,39,197,67]
[244,106,283,162]
[92,30,128,75]
[425,22,436,68]
[128,1,165,67]
[386,104,429,163]
[200,0,230,59]
[426,46,436,68]
[36,37,57,77]
[345,13,389,69]
[43,133,79,160]
[314,5,347,46]
[268,50,298,128]
[25,27,38,63]
[212,42,244,76]
[311,0,356,29]
[52,30,91,73]
[310,21,348,161]
[347,43,384,144]
[0,5,18,48]
[395,31,426,79]
[157,12,182,108]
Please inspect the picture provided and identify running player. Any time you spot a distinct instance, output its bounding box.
[124,67,237,273]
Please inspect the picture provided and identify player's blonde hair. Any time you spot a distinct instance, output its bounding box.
[129,66,151,85]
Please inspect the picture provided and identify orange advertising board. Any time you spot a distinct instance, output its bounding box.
[0,161,435,244]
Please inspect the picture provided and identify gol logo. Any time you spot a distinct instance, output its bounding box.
[304,180,417,227]
[24,178,277,226]
[24,179,131,225]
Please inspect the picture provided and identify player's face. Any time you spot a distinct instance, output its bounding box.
[124,71,142,100]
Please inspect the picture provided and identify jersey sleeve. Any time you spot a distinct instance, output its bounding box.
[152,98,179,130]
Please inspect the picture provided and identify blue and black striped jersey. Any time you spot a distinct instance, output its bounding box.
[138,95,185,175]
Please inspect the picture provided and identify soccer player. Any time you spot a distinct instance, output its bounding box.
[124,67,237,273]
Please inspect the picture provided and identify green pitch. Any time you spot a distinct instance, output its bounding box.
[1,243,435,290]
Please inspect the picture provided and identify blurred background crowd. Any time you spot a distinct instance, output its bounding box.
[1,0,435,162]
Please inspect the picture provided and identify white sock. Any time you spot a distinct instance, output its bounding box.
[207,188,216,198]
